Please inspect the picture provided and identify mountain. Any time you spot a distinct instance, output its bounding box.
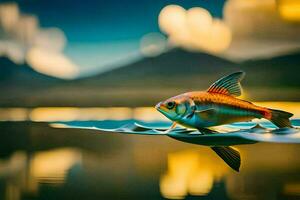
[76,48,238,89]
[239,51,300,88]
[0,57,62,88]
[0,49,299,107]
[58,48,300,105]
[13,48,238,107]
[76,48,300,89]
[0,57,64,107]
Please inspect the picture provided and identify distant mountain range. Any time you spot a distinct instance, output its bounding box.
[74,48,300,89]
[240,52,300,88]
[0,57,63,107]
[0,57,63,88]
[0,48,299,107]
[76,48,237,88]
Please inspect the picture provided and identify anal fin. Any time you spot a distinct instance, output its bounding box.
[211,146,241,172]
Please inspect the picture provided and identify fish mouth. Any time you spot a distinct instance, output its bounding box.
[155,102,169,115]
[155,102,162,110]
[155,102,167,113]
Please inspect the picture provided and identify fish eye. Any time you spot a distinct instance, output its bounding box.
[166,101,175,109]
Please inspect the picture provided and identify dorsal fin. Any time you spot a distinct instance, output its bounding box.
[207,71,245,97]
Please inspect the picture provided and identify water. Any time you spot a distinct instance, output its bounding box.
[1,103,300,200]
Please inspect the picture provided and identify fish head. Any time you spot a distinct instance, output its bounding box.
[155,95,190,121]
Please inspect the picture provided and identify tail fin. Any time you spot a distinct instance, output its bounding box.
[269,109,293,128]
[211,146,241,172]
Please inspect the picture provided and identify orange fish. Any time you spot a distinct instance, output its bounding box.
[155,71,293,171]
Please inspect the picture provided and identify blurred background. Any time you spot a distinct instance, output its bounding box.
[0,0,300,107]
[1,0,300,199]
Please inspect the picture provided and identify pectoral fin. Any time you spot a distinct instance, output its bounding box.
[163,122,177,133]
[211,146,241,172]
[194,108,216,121]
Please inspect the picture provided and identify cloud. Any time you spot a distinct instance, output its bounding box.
[140,32,168,57]
[27,47,78,79]
[222,0,300,60]
[33,28,66,52]
[0,40,24,63]
[0,3,78,79]
[158,1,300,61]
[158,5,232,53]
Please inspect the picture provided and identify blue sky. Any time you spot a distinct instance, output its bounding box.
[17,0,225,42]
[14,0,225,76]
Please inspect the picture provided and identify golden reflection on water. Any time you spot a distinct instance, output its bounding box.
[0,102,299,122]
[0,152,26,200]
[0,108,29,121]
[161,144,300,199]
[29,148,81,185]
[1,143,300,199]
[0,148,81,200]
[0,102,300,199]
[278,0,300,22]
[29,107,134,121]
[160,149,229,199]
[283,182,300,196]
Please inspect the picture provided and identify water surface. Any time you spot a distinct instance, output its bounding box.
[0,102,300,200]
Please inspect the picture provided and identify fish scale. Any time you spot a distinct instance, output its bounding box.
[190,91,268,120]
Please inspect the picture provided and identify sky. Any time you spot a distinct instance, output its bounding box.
[0,0,300,78]
[17,0,225,41]
[14,0,225,77]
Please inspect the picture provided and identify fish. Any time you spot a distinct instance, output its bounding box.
[155,71,293,171]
